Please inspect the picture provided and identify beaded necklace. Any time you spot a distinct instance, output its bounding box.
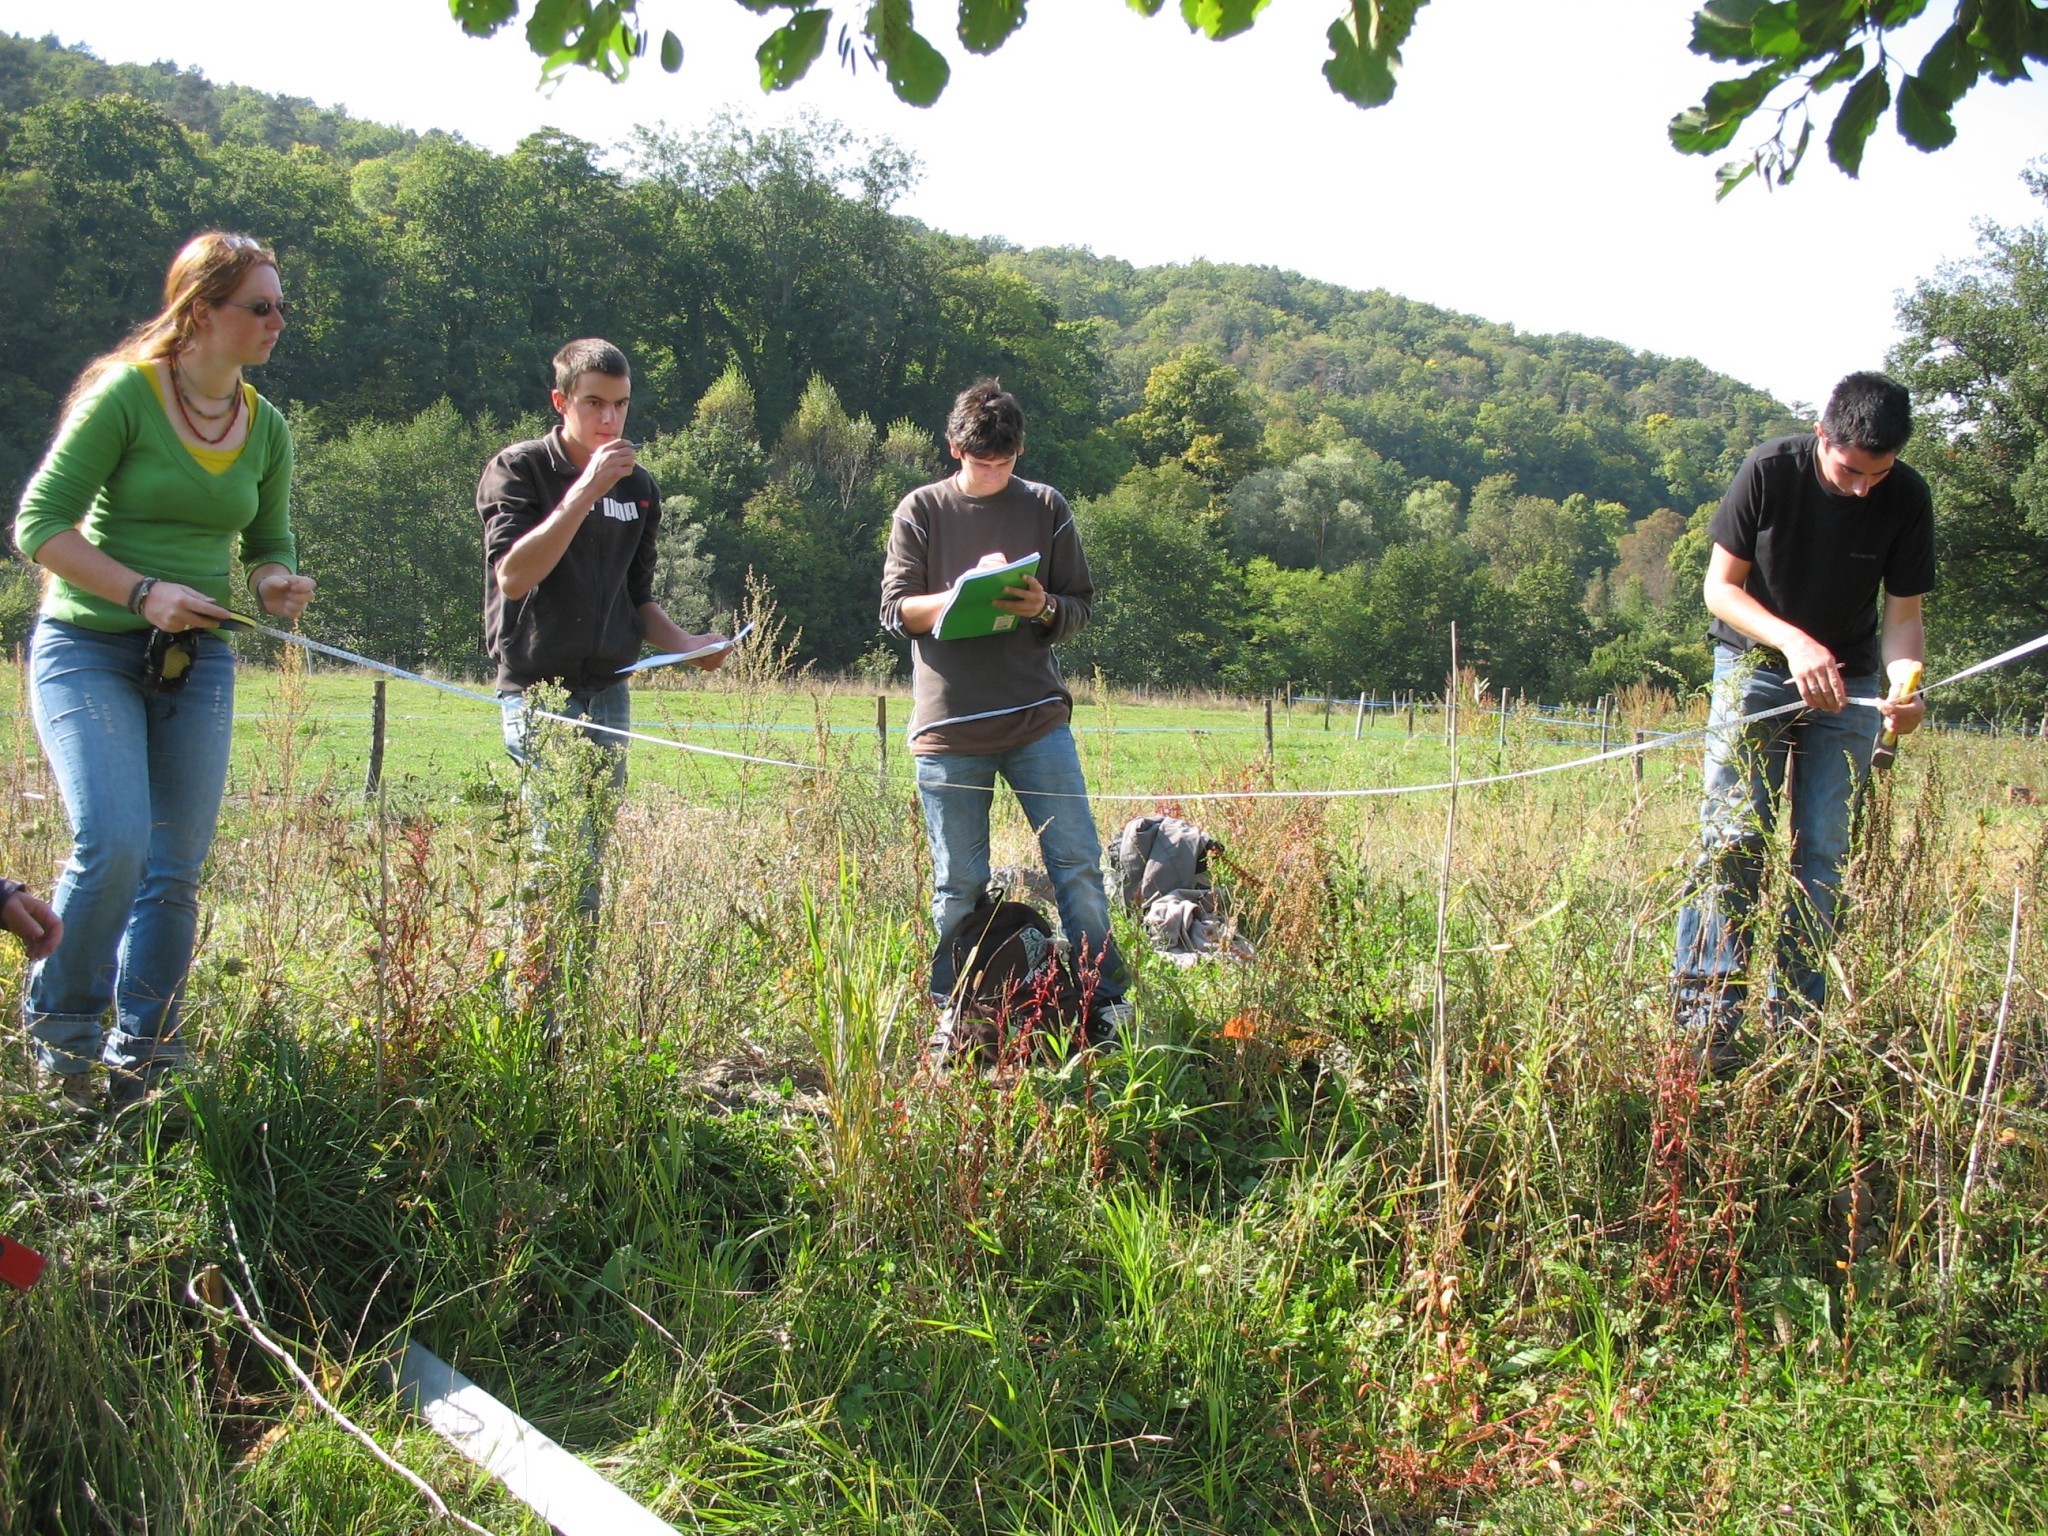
[169,357,242,446]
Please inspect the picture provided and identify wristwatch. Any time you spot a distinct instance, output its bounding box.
[1038,594,1059,628]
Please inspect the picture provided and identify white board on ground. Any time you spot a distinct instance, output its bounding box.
[392,1341,680,1536]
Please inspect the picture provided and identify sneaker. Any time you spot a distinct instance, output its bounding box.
[925,1005,960,1072]
[39,1067,98,1116]
[1085,1000,1134,1050]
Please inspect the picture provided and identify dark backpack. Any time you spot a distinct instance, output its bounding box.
[931,896,1085,1064]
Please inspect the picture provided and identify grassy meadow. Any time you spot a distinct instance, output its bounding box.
[1,641,2046,1534]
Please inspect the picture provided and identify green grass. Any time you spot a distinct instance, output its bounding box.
[1,661,2045,1533]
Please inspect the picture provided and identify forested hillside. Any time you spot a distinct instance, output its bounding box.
[4,33,2040,710]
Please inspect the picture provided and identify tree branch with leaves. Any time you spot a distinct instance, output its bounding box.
[445,0,2041,193]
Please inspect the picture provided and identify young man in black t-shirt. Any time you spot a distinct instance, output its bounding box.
[1673,371,1935,1071]
[478,339,728,949]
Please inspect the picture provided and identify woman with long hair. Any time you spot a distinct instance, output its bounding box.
[13,230,315,1113]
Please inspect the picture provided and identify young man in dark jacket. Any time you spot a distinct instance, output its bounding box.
[879,379,1131,1063]
[479,338,728,934]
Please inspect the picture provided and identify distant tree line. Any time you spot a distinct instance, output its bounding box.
[3,34,2040,714]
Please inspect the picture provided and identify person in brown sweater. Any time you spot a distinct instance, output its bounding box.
[879,380,1131,1061]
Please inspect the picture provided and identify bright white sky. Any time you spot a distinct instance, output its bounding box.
[3,0,2042,408]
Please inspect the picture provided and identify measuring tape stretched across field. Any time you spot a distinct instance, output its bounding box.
[252,624,2048,805]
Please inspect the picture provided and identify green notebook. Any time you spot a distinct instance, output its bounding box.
[934,553,1040,641]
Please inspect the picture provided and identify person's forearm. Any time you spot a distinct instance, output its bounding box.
[896,592,947,635]
[30,529,148,609]
[637,602,696,654]
[1704,578,1820,658]
[496,494,595,600]
[1881,614,1925,670]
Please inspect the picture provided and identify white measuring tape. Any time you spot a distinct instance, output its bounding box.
[251,623,2048,805]
[254,626,837,775]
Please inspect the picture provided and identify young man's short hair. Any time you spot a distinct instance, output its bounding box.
[1820,372,1912,455]
[554,338,630,397]
[946,379,1025,459]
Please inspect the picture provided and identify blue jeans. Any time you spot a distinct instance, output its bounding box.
[1673,646,1880,1021]
[25,619,235,1079]
[500,682,630,925]
[915,725,1128,1008]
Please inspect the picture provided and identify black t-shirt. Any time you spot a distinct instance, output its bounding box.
[478,429,661,693]
[1707,434,1936,677]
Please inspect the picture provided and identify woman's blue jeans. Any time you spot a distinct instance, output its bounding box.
[25,619,235,1078]
[915,725,1129,1007]
[1672,646,1879,1026]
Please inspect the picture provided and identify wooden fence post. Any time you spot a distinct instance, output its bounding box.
[876,694,887,790]
[1264,696,1275,759]
[1353,693,1366,741]
[364,679,387,797]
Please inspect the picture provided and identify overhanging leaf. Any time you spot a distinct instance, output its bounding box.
[521,0,642,79]
[757,9,831,90]
[1182,0,1269,43]
[1702,62,1783,121]
[1791,0,1862,29]
[865,0,952,104]
[660,28,684,69]
[1896,72,1959,148]
[1671,105,1737,154]
[1691,0,1768,61]
[1713,157,1759,199]
[1825,62,1891,175]
[526,0,587,54]
[1671,62,1783,152]
[1747,2,1805,60]
[958,0,1027,53]
[1125,0,1169,14]
[1322,0,1423,108]
[1966,0,2034,79]
[450,0,521,38]
[1912,20,1981,99]
[1807,41,1865,92]
[1784,113,1813,177]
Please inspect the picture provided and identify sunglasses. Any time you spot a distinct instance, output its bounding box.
[220,299,292,319]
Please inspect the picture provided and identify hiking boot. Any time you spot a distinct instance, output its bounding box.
[39,1066,98,1117]
[1674,989,1744,1080]
[108,1072,191,1139]
[107,1066,171,1112]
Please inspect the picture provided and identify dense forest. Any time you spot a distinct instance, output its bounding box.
[3,33,2042,712]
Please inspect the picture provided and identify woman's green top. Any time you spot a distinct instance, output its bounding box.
[14,364,297,632]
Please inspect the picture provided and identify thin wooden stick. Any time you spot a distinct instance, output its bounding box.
[1961,888,2024,1218]
[187,1268,498,1536]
